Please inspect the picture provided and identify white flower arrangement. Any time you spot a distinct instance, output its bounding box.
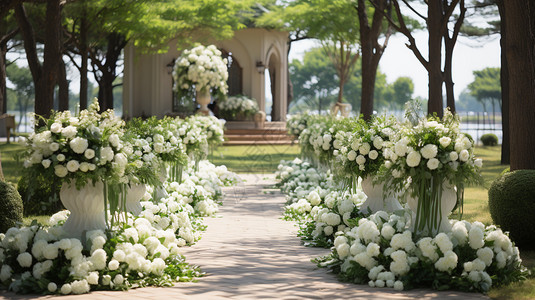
[276,158,528,293]
[217,95,259,121]
[172,44,228,98]
[0,159,241,295]
[23,99,127,188]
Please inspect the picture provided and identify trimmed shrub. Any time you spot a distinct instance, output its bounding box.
[488,170,535,249]
[480,133,498,146]
[0,181,23,233]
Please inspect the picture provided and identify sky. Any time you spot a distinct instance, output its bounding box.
[288,32,501,100]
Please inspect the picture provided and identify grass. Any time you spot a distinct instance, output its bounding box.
[209,144,301,173]
[0,142,25,185]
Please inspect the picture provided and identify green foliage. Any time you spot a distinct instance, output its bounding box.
[468,67,501,112]
[17,172,63,216]
[0,181,23,233]
[480,133,498,146]
[383,77,414,111]
[488,170,535,249]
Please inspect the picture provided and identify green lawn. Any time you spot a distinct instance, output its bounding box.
[209,144,301,173]
[0,142,25,185]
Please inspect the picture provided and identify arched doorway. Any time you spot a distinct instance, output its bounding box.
[266,51,282,121]
[221,50,243,96]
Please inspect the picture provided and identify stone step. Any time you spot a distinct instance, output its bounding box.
[223,139,297,145]
[225,134,294,141]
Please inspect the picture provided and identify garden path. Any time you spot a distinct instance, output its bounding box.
[0,174,489,300]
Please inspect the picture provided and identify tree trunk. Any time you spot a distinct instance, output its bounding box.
[92,32,126,112]
[427,1,444,118]
[0,43,6,115]
[357,0,391,121]
[497,0,510,165]
[79,13,88,110]
[15,1,61,120]
[444,38,456,114]
[505,0,535,170]
[58,56,69,111]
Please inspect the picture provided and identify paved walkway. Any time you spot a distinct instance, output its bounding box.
[0,174,489,300]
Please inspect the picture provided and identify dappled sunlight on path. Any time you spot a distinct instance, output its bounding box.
[0,174,489,299]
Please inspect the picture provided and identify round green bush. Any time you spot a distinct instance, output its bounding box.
[488,170,535,249]
[480,133,498,146]
[0,181,23,233]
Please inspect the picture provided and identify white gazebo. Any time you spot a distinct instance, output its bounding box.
[122,27,289,125]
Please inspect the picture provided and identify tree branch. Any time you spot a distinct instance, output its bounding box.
[14,3,42,81]
[402,0,427,21]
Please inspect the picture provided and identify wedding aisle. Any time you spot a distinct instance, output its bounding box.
[0,174,489,300]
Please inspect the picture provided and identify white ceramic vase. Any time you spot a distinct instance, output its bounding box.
[60,180,106,238]
[359,176,403,214]
[123,184,147,216]
[407,180,457,235]
[196,87,211,115]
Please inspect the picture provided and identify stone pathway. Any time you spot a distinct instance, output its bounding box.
[0,174,489,300]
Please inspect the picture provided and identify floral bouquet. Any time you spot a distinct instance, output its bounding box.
[380,109,483,236]
[217,95,258,121]
[331,116,398,188]
[287,113,311,138]
[23,100,126,189]
[172,44,228,99]
[186,115,225,148]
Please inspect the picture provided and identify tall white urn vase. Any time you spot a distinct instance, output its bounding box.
[123,184,147,216]
[407,180,458,235]
[359,176,403,213]
[196,87,211,115]
[60,181,106,238]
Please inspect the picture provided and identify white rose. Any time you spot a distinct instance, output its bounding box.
[41,159,52,169]
[79,162,90,172]
[17,252,32,267]
[439,137,451,148]
[474,158,483,168]
[368,150,379,160]
[50,122,62,133]
[66,160,80,172]
[347,150,357,161]
[113,274,124,285]
[373,136,383,149]
[54,165,68,177]
[406,151,421,167]
[356,155,366,165]
[108,260,120,271]
[84,149,95,160]
[47,282,57,292]
[57,154,65,162]
[449,151,458,161]
[61,126,77,139]
[60,283,72,294]
[459,149,470,162]
[69,137,88,154]
[49,142,60,152]
[114,153,128,168]
[109,134,121,147]
[427,158,440,170]
[359,143,371,155]
[100,147,114,162]
[420,144,438,159]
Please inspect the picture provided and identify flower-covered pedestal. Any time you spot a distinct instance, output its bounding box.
[359,176,402,214]
[60,181,106,238]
